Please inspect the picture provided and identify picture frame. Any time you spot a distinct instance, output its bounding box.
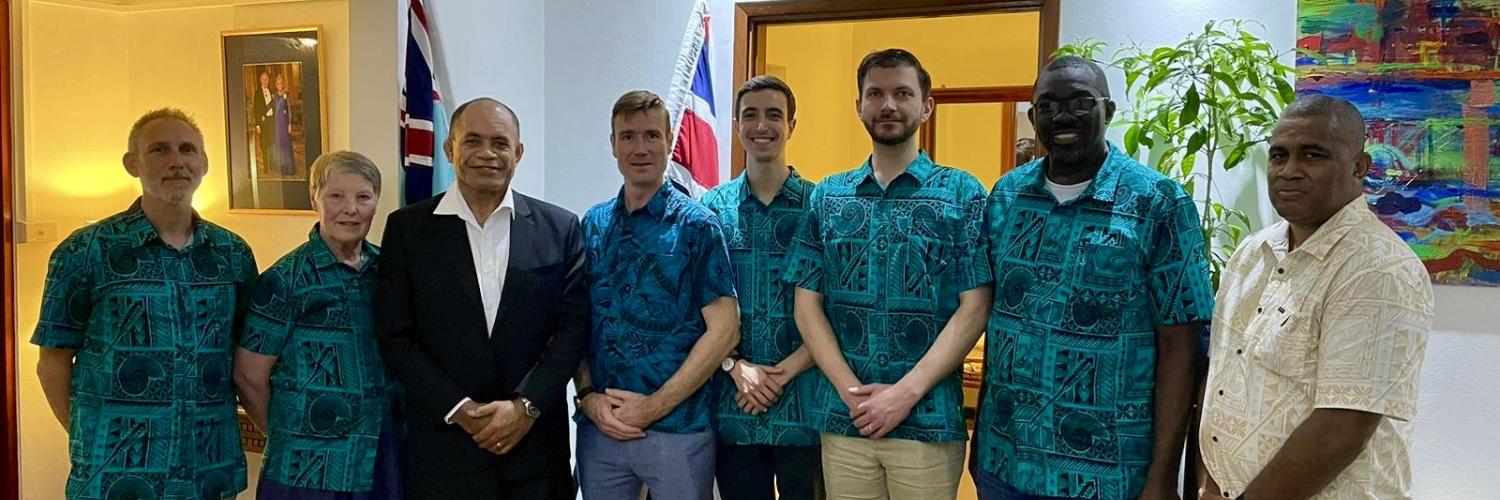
[220,25,327,213]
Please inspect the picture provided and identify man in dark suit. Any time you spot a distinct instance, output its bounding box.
[377,97,588,499]
[251,71,274,168]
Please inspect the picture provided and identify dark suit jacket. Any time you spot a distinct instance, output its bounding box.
[376,191,588,478]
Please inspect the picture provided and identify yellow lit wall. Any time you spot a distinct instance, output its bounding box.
[16,2,352,498]
[763,12,1040,183]
[936,102,1006,188]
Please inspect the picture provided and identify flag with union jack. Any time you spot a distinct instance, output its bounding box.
[399,0,456,205]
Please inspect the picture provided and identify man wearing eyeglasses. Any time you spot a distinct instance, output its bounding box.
[971,55,1216,500]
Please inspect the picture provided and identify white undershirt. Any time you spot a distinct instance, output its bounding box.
[434,187,516,424]
[1045,177,1092,204]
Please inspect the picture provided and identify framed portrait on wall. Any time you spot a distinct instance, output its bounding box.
[221,26,326,212]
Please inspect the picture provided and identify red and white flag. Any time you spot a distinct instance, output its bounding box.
[666,0,720,197]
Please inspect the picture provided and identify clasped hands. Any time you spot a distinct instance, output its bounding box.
[841,381,921,440]
[453,398,535,455]
[726,360,799,415]
[579,389,671,441]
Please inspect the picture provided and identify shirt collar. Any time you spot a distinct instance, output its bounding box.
[434,186,516,228]
[735,166,808,207]
[305,224,379,272]
[121,197,210,250]
[614,181,675,220]
[854,151,937,191]
[1262,195,1370,261]
[1018,142,1127,203]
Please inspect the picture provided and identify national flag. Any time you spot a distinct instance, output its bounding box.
[399,0,456,205]
[665,0,719,197]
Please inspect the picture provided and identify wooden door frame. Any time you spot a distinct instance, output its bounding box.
[918,85,1032,175]
[731,0,1059,176]
[2,0,19,497]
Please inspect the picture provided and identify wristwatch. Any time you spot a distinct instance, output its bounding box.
[721,357,740,372]
[572,386,596,407]
[517,396,541,419]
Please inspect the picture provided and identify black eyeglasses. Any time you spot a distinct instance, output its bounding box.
[1034,96,1109,117]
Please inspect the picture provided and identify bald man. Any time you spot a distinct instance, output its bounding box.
[974,56,1215,500]
[1196,94,1433,500]
[377,97,588,499]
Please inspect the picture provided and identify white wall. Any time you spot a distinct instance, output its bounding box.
[1061,1,1500,497]
[543,0,734,214]
[413,0,548,199]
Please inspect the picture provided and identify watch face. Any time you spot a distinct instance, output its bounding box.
[721,358,736,372]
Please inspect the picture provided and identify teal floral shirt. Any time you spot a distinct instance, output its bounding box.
[580,182,738,434]
[240,226,386,492]
[784,153,992,443]
[31,199,257,500]
[976,144,1215,499]
[701,169,820,447]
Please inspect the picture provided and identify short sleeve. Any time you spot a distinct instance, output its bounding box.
[31,233,96,349]
[1314,271,1432,421]
[240,265,296,357]
[953,176,994,291]
[691,217,738,310]
[1147,190,1216,326]
[783,186,826,292]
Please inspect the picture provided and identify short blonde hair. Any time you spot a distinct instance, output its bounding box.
[309,151,382,197]
[610,89,669,134]
[127,108,203,152]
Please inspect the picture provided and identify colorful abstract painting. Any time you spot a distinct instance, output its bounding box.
[1298,0,1500,286]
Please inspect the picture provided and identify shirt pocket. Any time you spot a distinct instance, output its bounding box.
[1074,226,1144,293]
[1251,302,1313,380]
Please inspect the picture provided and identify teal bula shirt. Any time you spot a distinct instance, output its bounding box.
[32,199,258,499]
[240,225,388,493]
[701,168,821,447]
[784,152,993,443]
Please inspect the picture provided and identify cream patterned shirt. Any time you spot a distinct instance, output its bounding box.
[1200,196,1432,500]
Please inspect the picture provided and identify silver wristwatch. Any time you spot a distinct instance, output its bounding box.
[517,396,541,418]
[721,357,739,372]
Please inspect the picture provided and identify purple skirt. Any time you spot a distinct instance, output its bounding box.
[256,415,403,500]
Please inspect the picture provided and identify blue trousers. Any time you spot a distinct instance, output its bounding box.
[576,424,715,500]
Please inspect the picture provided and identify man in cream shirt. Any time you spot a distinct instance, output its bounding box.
[1196,95,1433,500]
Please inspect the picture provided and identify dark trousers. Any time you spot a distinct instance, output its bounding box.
[403,467,574,500]
[713,443,823,500]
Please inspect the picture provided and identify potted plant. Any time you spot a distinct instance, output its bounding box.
[1056,20,1297,288]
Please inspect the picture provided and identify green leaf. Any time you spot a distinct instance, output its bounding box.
[1210,70,1240,94]
[1224,142,1253,169]
[1181,153,1197,179]
[1180,85,1201,126]
[1273,77,1296,105]
[1247,67,1262,89]
[1186,129,1207,156]
[1144,69,1172,93]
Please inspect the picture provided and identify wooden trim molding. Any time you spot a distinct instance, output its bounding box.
[2,0,20,496]
[922,86,1031,169]
[730,0,1059,177]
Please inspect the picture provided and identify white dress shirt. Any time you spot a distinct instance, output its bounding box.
[433,185,515,334]
[434,187,516,424]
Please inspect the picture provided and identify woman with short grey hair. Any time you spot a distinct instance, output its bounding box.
[234,150,401,499]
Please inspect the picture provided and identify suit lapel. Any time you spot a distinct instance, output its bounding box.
[490,195,534,341]
[428,210,487,333]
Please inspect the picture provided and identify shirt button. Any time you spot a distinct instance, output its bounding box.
[1276,267,1285,274]
[1218,389,1224,395]
[1211,435,1219,442]
[1236,348,1244,355]
[1256,307,1262,313]
[1222,492,1231,498]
